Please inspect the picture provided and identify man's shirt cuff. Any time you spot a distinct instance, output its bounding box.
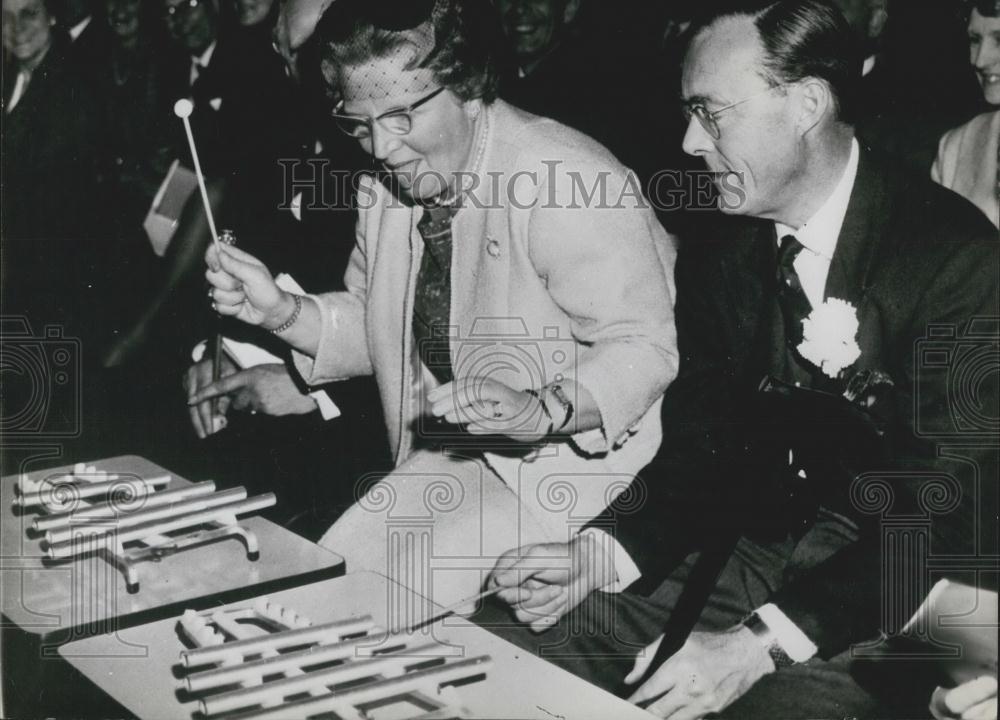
[309,390,341,420]
[191,341,340,421]
[754,603,818,663]
[580,528,642,593]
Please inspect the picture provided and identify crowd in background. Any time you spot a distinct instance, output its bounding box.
[1,0,994,537]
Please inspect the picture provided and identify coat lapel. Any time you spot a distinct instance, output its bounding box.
[369,192,421,463]
[823,149,886,308]
[719,220,786,383]
[817,148,891,390]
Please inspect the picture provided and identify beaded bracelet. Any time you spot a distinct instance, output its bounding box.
[270,293,303,335]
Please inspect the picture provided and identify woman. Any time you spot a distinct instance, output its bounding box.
[931,0,1000,229]
[201,0,677,608]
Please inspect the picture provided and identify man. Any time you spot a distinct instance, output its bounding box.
[159,0,290,175]
[2,0,103,315]
[182,0,361,435]
[496,0,603,144]
[110,0,293,362]
[496,0,670,182]
[496,0,696,222]
[831,0,887,76]
[497,0,581,79]
[841,0,981,173]
[486,1,998,717]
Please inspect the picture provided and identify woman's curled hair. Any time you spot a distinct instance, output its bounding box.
[318,0,503,103]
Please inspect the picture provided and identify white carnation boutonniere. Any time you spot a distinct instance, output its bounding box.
[797,298,861,378]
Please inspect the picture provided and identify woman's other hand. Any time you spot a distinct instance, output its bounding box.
[427,377,550,443]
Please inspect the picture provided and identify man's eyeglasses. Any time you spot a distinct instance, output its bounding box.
[163,0,202,20]
[682,84,786,140]
[331,86,446,139]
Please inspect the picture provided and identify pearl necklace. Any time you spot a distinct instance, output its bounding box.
[439,105,490,207]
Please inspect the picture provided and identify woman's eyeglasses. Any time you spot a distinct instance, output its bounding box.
[331,87,446,139]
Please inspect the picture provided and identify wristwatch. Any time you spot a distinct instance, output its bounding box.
[743,611,796,669]
[545,384,574,431]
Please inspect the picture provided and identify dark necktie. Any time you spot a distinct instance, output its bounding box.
[776,234,811,351]
[413,203,461,384]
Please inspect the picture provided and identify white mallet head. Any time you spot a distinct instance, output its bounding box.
[173,98,194,119]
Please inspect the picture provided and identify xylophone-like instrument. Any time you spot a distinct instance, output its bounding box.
[176,598,491,719]
[13,461,276,593]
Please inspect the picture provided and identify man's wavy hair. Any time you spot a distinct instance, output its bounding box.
[687,0,861,124]
[318,0,502,103]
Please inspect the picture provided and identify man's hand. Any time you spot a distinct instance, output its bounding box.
[624,627,774,720]
[427,377,550,443]
[931,677,998,720]
[185,362,317,438]
[488,534,615,632]
[183,356,238,438]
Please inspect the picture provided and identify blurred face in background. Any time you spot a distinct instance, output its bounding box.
[273,0,328,81]
[830,0,887,54]
[2,0,53,67]
[163,0,216,55]
[968,8,1000,105]
[233,0,271,27]
[497,0,578,67]
[105,0,140,43]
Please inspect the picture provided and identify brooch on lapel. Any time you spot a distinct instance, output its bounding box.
[843,368,894,410]
[486,235,501,259]
[797,298,861,378]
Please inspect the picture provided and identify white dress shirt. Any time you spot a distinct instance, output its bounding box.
[862,55,877,78]
[69,15,92,41]
[6,43,51,113]
[190,40,217,86]
[774,137,860,309]
[7,70,31,113]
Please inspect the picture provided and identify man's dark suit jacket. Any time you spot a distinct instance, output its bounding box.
[65,19,111,75]
[1,37,105,336]
[157,29,293,182]
[590,146,999,658]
